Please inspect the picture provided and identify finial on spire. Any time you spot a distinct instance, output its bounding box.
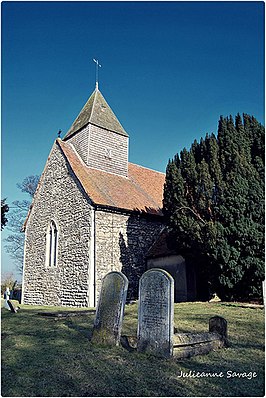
[58,129,62,138]
[93,58,101,90]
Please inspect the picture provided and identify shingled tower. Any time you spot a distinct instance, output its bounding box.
[63,88,129,177]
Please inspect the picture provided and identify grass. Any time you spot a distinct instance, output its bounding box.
[1,300,264,397]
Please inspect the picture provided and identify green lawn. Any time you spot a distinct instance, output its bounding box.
[1,301,264,397]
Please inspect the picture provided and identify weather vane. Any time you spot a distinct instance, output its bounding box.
[93,58,101,89]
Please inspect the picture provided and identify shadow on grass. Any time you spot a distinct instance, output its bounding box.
[230,341,264,350]
[64,316,94,340]
[1,304,265,397]
[220,302,264,309]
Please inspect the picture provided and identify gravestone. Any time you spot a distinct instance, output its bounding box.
[137,268,174,358]
[4,288,11,310]
[7,300,18,313]
[209,316,228,345]
[91,271,128,346]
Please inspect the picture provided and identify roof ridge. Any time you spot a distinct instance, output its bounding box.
[63,90,96,140]
[89,88,98,125]
[92,90,128,136]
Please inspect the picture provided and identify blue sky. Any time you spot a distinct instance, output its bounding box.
[1,1,265,279]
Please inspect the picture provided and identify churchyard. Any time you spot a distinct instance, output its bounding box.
[1,283,264,397]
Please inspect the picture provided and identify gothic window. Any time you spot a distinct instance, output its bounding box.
[46,220,58,267]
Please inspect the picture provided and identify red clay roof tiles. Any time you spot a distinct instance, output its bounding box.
[57,139,165,216]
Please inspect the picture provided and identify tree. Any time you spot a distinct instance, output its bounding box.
[1,199,9,230]
[163,114,264,301]
[4,175,40,274]
[16,175,40,197]
[1,272,17,295]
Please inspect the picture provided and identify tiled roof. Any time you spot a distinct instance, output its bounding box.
[63,88,128,140]
[57,139,165,216]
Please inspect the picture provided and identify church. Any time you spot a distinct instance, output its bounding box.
[22,84,195,307]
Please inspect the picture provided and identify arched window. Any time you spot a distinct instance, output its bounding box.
[46,220,58,267]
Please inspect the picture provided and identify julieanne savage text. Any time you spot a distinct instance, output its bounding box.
[177,370,257,380]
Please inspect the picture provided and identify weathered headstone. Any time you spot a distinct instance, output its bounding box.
[91,271,128,346]
[7,300,18,313]
[137,268,174,358]
[4,288,11,310]
[209,316,228,345]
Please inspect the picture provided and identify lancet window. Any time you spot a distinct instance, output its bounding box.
[46,220,58,267]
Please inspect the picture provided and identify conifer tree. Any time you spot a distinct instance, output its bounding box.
[163,114,264,301]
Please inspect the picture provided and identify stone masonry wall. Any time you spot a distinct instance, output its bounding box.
[67,124,128,176]
[95,210,164,300]
[22,142,93,307]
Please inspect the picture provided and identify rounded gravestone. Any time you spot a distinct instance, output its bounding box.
[209,316,228,345]
[137,268,174,358]
[91,271,128,346]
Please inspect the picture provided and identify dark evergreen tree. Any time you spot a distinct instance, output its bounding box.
[163,114,264,301]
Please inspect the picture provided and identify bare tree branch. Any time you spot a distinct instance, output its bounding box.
[4,175,40,274]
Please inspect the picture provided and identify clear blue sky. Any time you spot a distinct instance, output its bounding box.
[1,1,265,279]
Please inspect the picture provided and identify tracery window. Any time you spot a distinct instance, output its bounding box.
[46,220,58,267]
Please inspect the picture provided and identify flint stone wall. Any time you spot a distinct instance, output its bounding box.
[22,142,93,307]
[95,210,164,300]
[22,143,164,307]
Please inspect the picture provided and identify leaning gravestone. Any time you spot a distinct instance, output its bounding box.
[91,271,128,346]
[137,268,174,358]
[7,300,18,313]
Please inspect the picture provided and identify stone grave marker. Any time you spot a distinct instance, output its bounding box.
[7,300,18,313]
[91,271,128,346]
[137,268,174,358]
[4,287,11,310]
[209,316,228,345]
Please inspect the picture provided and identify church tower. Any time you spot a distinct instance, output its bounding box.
[63,87,129,177]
